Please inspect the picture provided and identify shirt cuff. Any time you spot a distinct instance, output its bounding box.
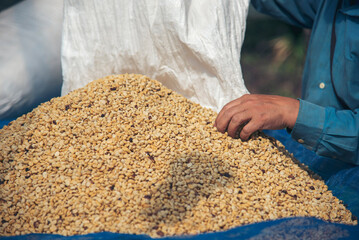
[290,99,326,151]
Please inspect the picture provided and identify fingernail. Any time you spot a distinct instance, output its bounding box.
[235,130,240,139]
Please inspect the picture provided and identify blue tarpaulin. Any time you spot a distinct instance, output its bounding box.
[1,120,359,240]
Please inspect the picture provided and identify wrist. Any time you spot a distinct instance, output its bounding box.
[285,98,300,129]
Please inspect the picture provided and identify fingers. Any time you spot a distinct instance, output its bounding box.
[226,111,251,138]
[214,95,248,132]
[214,94,276,140]
[239,121,260,140]
[214,105,233,133]
[215,104,244,133]
[215,94,298,140]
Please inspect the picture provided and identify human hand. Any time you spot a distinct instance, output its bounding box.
[214,94,299,140]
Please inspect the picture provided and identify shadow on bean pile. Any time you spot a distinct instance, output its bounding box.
[140,151,230,236]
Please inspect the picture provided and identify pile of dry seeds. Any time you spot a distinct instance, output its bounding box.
[0,74,356,237]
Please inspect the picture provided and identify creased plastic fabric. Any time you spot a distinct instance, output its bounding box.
[0,0,63,120]
[61,0,250,112]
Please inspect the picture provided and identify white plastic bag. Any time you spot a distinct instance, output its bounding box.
[0,0,64,119]
[62,0,249,112]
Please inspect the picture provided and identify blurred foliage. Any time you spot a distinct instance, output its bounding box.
[241,18,308,98]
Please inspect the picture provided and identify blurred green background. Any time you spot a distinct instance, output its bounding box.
[1,2,306,99]
[242,6,308,98]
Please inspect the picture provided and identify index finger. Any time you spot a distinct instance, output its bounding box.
[214,95,247,129]
[214,101,245,133]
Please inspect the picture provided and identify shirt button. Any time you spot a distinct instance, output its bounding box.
[298,139,304,144]
[319,82,325,89]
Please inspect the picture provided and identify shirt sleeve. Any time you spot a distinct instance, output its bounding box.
[290,99,359,165]
[251,0,322,29]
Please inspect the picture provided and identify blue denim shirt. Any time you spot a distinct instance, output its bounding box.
[252,0,359,164]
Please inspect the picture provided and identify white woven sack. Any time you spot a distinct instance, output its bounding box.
[62,0,250,112]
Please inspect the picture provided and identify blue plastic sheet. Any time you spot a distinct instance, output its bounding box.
[1,121,359,239]
[0,120,12,129]
[1,217,359,240]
